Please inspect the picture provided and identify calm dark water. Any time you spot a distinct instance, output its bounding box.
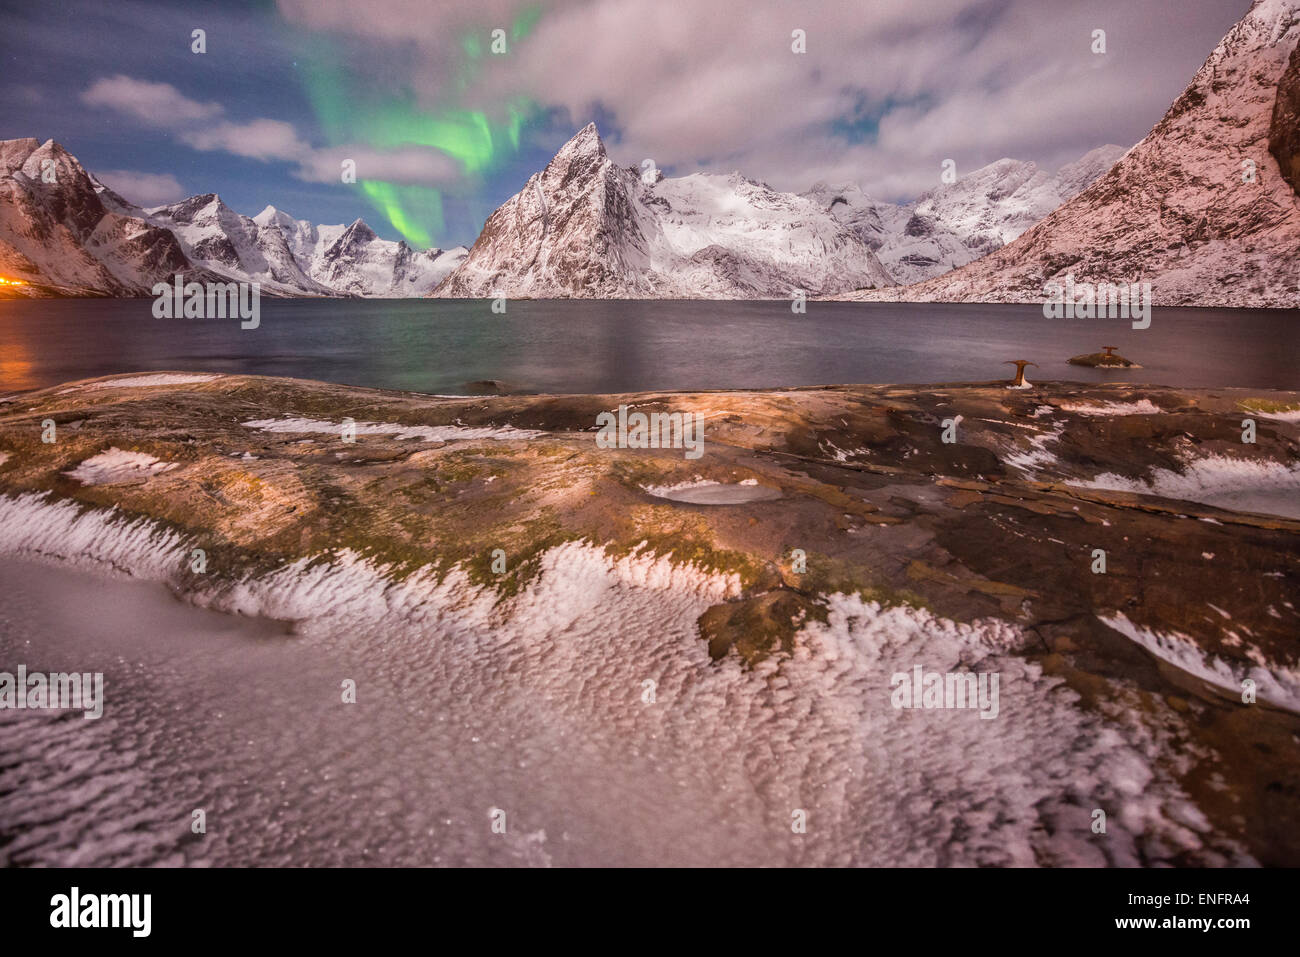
[1,298,1297,394]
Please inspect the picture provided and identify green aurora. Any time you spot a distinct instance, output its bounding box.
[295,7,543,248]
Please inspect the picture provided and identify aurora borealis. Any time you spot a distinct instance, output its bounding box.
[294,11,542,246]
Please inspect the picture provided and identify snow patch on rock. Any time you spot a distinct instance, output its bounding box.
[1071,453,1300,518]
[1003,422,1065,475]
[1060,399,1163,416]
[643,479,782,504]
[1102,612,1300,714]
[87,373,221,389]
[242,416,544,442]
[0,492,188,577]
[64,448,178,485]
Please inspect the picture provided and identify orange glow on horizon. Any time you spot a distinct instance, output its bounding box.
[0,276,28,286]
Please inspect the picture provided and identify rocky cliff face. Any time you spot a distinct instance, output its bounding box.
[433,123,896,299]
[1271,39,1300,194]
[840,0,1300,308]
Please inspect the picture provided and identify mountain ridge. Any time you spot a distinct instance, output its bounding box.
[0,137,467,298]
[838,0,1300,307]
[804,144,1127,286]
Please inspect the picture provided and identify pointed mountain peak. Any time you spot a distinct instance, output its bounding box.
[176,192,223,208]
[20,139,88,181]
[553,122,607,162]
[254,204,299,229]
[34,139,73,159]
[341,218,377,241]
[147,192,231,223]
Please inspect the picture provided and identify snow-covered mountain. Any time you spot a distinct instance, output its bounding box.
[804,146,1125,285]
[843,0,1300,307]
[142,195,467,298]
[432,123,896,299]
[144,193,336,297]
[0,137,223,296]
[253,206,466,298]
[0,136,466,298]
[0,129,1126,302]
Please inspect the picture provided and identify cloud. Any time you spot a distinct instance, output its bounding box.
[93,169,188,205]
[81,76,463,188]
[274,0,1245,200]
[293,145,464,186]
[81,75,223,125]
[181,119,308,161]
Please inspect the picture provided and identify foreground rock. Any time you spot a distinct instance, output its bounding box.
[1068,346,1141,368]
[1,373,1298,864]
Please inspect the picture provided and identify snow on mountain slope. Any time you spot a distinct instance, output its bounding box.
[0,135,463,299]
[805,146,1125,286]
[432,123,895,299]
[146,194,334,298]
[0,138,214,296]
[254,207,467,298]
[842,0,1300,306]
[251,206,345,272]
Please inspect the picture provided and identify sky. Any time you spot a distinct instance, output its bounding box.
[0,0,1252,249]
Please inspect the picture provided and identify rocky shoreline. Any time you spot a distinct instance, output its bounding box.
[1,372,1298,864]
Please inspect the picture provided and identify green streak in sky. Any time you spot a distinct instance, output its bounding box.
[295,17,540,247]
[512,5,543,41]
[360,181,440,248]
[362,107,498,173]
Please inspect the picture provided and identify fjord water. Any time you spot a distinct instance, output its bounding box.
[1,298,1297,393]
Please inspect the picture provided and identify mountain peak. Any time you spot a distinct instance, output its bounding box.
[554,122,607,162]
[434,125,896,298]
[176,192,223,208]
[254,204,299,230]
[335,219,378,247]
[145,192,232,225]
[33,139,71,158]
[19,139,83,179]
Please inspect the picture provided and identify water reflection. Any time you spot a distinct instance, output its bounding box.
[0,298,1296,394]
